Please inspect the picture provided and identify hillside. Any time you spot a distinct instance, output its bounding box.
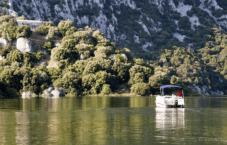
[0,0,226,97]
[3,0,227,59]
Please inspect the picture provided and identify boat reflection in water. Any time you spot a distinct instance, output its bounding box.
[155,107,185,130]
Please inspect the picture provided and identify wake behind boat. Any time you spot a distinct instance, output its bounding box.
[156,85,185,108]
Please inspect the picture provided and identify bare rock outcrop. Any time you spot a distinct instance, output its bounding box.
[16,38,34,52]
[0,38,8,47]
[22,92,37,98]
[42,87,65,98]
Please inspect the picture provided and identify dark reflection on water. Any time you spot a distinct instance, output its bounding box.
[0,96,227,145]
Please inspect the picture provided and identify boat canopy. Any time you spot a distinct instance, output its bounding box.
[160,85,182,89]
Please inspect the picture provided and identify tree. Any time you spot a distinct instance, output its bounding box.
[0,15,17,41]
[131,83,151,96]
[112,61,131,83]
[178,16,191,30]
[129,65,153,84]
[149,74,169,88]
[58,20,74,37]
[170,75,179,84]
[83,61,101,75]
[36,26,50,35]
[100,84,112,95]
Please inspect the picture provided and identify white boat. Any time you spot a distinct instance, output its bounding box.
[155,85,185,108]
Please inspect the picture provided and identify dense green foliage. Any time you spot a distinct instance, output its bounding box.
[0,15,17,41]
[16,25,32,38]
[0,14,227,98]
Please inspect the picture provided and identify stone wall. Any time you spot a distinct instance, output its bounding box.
[17,20,42,30]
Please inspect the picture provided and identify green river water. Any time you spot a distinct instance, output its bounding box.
[0,96,227,145]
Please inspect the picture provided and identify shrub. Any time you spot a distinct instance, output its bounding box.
[95,46,114,56]
[62,39,78,49]
[46,27,59,39]
[100,84,112,95]
[23,52,45,64]
[42,21,55,26]
[82,73,96,91]
[112,61,131,83]
[65,26,77,36]
[41,40,55,54]
[6,49,23,63]
[0,44,16,57]
[178,16,191,30]
[129,65,153,84]
[170,75,179,84]
[16,25,32,38]
[114,54,125,63]
[83,61,101,75]
[149,74,169,88]
[131,83,151,96]
[55,48,79,63]
[58,20,74,37]
[0,15,18,41]
[35,25,49,35]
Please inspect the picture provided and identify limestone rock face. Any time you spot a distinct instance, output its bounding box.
[0,38,8,47]
[22,92,37,98]
[16,38,34,52]
[42,87,65,98]
[80,54,84,60]
[42,87,53,96]
[54,41,61,47]
[50,88,65,98]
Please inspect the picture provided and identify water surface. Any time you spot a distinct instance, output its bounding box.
[0,96,227,145]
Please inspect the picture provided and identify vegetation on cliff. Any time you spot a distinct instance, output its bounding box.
[0,14,227,98]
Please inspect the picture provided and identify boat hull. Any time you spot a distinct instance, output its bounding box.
[155,95,184,108]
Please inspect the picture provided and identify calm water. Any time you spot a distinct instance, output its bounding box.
[1,96,227,145]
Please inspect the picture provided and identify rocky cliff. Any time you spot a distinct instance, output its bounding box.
[3,0,227,58]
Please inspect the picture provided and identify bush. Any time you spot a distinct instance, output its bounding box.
[149,74,169,88]
[42,21,55,26]
[82,73,96,93]
[58,20,74,37]
[16,25,32,38]
[129,65,153,84]
[41,40,55,54]
[0,15,17,41]
[170,75,179,84]
[95,46,114,56]
[62,39,78,49]
[0,44,16,57]
[46,27,59,39]
[83,61,101,75]
[53,71,81,94]
[131,83,151,96]
[23,52,45,64]
[100,84,112,95]
[55,48,79,64]
[112,61,131,83]
[6,49,23,63]
[178,16,191,30]
[65,26,77,36]
[36,25,50,35]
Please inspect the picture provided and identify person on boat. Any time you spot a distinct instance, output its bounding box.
[177,89,182,96]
